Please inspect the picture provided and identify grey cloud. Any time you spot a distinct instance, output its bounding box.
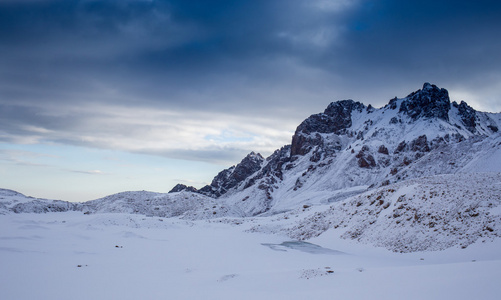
[139,148,252,166]
[0,0,351,109]
[1,0,500,164]
[321,0,501,99]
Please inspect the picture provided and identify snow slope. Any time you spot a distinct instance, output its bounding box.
[277,173,501,252]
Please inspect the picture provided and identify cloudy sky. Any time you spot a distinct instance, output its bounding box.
[1,0,500,201]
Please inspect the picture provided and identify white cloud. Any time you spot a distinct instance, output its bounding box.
[67,169,106,175]
[8,102,296,164]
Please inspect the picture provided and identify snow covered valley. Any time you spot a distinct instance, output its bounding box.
[1,210,500,300]
[2,83,501,299]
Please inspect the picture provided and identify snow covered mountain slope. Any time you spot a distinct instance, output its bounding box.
[264,172,501,252]
[200,82,501,216]
[0,188,239,219]
[0,189,77,214]
[80,190,241,220]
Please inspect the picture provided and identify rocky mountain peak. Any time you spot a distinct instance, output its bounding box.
[198,151,264,197]
[323,99,365,118]
[453,100,478,133]
[244,151,264,163]
[166,82,500,218]
[399,82,450,121]
[422,82,434,90]
[168,184,198,193]
[291,99,365,156]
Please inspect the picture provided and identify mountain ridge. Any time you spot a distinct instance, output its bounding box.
[2,82,501,252]
[173,82,499,216]
[170,83,499,210]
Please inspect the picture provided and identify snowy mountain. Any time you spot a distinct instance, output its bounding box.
[170,151,265,198]
[0,188,78,214]
[2,82,501,252]
[79,190,239,220]
[204,82,501,216]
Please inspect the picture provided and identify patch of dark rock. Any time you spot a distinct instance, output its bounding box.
[455,101,478,133]
[169,184,198,193]
[395,141,408,153]
[488,125,498,132]
[409,135,430,152]
[378,144,389,155]
[389,117,400,124]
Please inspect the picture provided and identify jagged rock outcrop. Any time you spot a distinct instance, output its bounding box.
[377,144,389,155]
[245,146,291,188]
[169,184,198,193]
[240,145,292,205]
[399,82,450,121]
[198,152,264,197]
[355,145,376,169]
[409,135,430,152]
[395,135,431,154]
[291,100,365,156]
[454,100,478,133]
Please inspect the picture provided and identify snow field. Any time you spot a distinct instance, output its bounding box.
[1,212,501,300]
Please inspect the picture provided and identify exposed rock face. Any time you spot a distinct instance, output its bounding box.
[291,100,365,156]
[169,184,198,193]
[400,82,450,121]
[394,141,408,154]
[393,135,431,154]
[454,100,478,133]
[356,146,376,169]
[198,152,264,197]
[409,135,430,152]
[378,145,389,155]
[241,145,292,203]
[249,146,291,185]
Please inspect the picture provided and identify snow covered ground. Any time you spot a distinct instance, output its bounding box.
[1,211,500,300]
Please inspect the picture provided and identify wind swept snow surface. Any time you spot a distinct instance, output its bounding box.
[1,211,501,300]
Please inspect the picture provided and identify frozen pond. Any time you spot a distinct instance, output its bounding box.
[261,241,345,255]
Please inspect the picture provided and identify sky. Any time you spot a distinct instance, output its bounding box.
[1,0,500,202]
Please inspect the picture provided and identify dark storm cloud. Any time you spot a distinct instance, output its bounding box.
[1,0,500,162]
[347,1,501,69]
[324,0,501,104]
[0,0,350,107]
